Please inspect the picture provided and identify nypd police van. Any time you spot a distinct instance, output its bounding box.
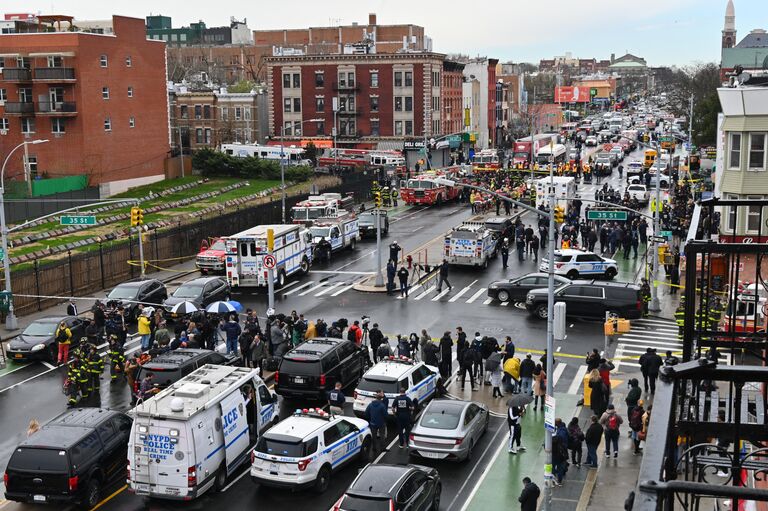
[250,408,371,492]
[540,249,618,280]
[127,365,279,500]
[352,357,440,417]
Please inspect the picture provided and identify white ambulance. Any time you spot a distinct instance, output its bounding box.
[127,365,280,500]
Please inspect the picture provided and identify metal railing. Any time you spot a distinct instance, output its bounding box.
[2,68,32,81]
[3,102,34,114]
[38,101,77,114]
[33,67,75,80]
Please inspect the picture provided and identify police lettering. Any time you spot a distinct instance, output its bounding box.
[222,408,239,429]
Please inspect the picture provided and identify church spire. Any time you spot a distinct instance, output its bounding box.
[722,0,736,49]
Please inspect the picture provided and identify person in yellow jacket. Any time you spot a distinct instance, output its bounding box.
[55,320,73,365]
[504,356,522,393]
[469,190,477,213]
[304,320,317,340]
[138,311,152,352]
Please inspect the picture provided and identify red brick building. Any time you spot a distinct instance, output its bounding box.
[265,52,461,147]
[0,15,168,186]
[441,60,465,136]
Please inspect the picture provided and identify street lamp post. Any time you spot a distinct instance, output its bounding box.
[0,139,49,329]
[279,118,323,224]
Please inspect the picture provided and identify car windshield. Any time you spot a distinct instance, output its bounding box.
[23,322,57,336]
[9,448,68,472]
[310,227,331,238]
[108,286,138,300]
[209,240,226,251]
[357,376,402,394]
[420,404,463,430]
[172,285,204,299]
[339,495,392,511]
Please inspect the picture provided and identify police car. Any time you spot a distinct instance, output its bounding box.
[250,408,371,493]
[540,249,618,280]
[353,357,440,417]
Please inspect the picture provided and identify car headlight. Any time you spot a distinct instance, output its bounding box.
[526,294,534,304]
[489,284,498,289]
[31,343,46,352]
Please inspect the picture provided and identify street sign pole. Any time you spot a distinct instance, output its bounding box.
[374,211,383,287]
[136,226,145,278]
[0,187,15,329]
[543,154,556,510]
[267,228,275,310]
[650,140,662,312]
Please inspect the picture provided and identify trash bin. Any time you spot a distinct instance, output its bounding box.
[583,375,592,407]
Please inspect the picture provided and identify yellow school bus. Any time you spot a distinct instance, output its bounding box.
[644,149,657,169]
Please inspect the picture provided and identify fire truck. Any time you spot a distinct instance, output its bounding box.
[472,149,502,171]
[720,283,767,339]
[317,148,405,174]
[290,193,354,225]
[196,238,227,274]
[399,170,460,206]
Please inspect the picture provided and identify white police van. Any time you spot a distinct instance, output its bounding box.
[352,357,440,417]
[250,408,371,492]
[127,365,279,500]
[540,249,618,280]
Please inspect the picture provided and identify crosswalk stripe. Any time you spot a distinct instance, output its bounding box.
[277,280,301,292]
[501,301,510,307]
[629,326,678,332]
[283,281,314,296]
[299,282,326,296]
[568,365,588,395]
[466,289,486,304]
[618,335,680,345]
[633,318,677,326]
[414,286,436,301]
[552,362,566,385]
[331,283,356,297]
[482,298,493,305]
[449,280,477,303]
[432,289,451,301]
[315,282,343,296]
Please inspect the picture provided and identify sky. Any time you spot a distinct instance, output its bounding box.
[3,0,767,67]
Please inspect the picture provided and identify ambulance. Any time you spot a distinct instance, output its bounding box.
[444,222,497,268]
[127,365,280,500]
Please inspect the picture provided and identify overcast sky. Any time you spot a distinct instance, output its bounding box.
[4,0,765,66]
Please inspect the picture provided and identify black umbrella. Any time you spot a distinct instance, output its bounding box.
[506,394,534,407]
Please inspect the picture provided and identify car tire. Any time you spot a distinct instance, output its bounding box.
[276,270,286,289]
[497,290,510,303]
[566,270,579,280]
[314,465,331,493]
[81,478,100,509]
[214,465,227,492]
[360,438,372,462]
[432,483,442,511]
[535,304,548,320]
[605,267,617,280]
[350,238,357,250]
[300,257,310,274]
[465,441,474,462]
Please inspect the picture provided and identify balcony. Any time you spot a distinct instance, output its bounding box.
[332,81,360,92]
[3,102,35,115]
[34,67,76,81]
[37,101,77,116]
[337,109,360,117]
[3,68,32,82]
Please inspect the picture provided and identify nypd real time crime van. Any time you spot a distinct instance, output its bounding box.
[127,365,279,500]
[352,357,440,417]
[250,408,371,492]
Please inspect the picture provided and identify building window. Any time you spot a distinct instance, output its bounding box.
[51,118,65,134]
[395,97,403,112]
[370,72,379,88]
[125,56,132,67]
[726,194,738,232]
[205,128,212,144]
[293,98,301,113]
[180,104,188,119]
[244,108,251,121]
[25,155,37,173]
[315,72,324,87]
[104,117,111,131]
[395,120,403,136]
[404,71,413,87]
[728,133,741,169]
[405,120,413,135]
[129,116,135,128]
[283,121,292,136]
[347,72,355,87]
[19,88,32,103]
[283,73,291,88]
[293,73,301,88]
[405,97,413,112]
[284,98,292,113]
[0,118,8,131]
[127,86,133,98]
[194,105,202,119]
[371,119,380,136]
[0,58,4,70]
[370,96,379,112]
[102,87,109,100]
[747,196,764,233]
[16,57,29,69]
[394,71,402,87]
[749,133,766,170]
[203,105,211,119]
[0,89,6,102]
[347,96,355,112]
[338,72,346,88]
[293,121,302,136]
[316,120,325,135]
[100,54,108,67]
[196,128,203,143]
[235,107,242,120]
[47,56,62,68]
[339,97,347,112]
[316,97,325,112]
[21,117,35,134]
[221,107,228,121]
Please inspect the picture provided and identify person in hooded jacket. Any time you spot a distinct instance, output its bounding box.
[439,331,453,379]
[588,369,609,417]
[625,378,642,430]
[567,417,585,467]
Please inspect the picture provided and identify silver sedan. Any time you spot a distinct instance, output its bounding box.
[408,399,489,462]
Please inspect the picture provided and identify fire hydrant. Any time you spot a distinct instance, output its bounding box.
[406,255,413,269]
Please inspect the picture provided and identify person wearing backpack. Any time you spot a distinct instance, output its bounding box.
[347,320,363,346]
[55,320,72,365]
[567,417,585,467]
[552,419,569,486]
[599,404,624,458]
[625,378,642,436]
[629,400,646,455]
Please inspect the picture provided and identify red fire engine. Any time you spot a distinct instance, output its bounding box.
[399,169,460,206]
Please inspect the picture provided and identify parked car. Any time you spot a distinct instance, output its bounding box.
[275,338,367,400]
[525,280,643,320]
[162,276,230,317]
[488,272,570,303]
[358,209,389,238]
[331,464,441,511]
[408,399,489,462]
[6,316,86,362]
[626,161,644,179]
[540,249,618,280]
[105,279,167,322]
[132,349,241,393]
[4,408,132,508]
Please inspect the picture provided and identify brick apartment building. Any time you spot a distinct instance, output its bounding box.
[0,15,168,187]
[441,60,465,137]
[265,52,461,148]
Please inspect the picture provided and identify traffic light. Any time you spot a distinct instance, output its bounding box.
[130,207,145,227]
[554,206,564,224]
[374,191,382,208]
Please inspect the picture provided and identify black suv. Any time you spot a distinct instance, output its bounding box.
[162,276,230,317]
[105,279,167,322]
[133,348,240,393]
[275,338,367,400]
[525,280,643,320]
[4,408,132,508]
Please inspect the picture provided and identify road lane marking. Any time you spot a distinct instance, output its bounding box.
[414,285,436,300]
[500,301,510,307]
[332,250,375,271]
[222,465,251,492]
[331,283,357,296]
[457,430,508,511]
[274,280,300,292]
[283,281,315,295]
[42,361,56,370]
[450,421,507,511]
[315,282,343,296]
[90,484,126,511]
[431,289,450,301]
[0,362,45,380]
[299,282,326,296]
[482,298,493,305]
[312,270,375,275]
[552,361,567,385]
[568,365,589,395]
[466,289,486,303]
[449,280,476,302]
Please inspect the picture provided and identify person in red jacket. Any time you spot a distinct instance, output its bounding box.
[347,320,363,346]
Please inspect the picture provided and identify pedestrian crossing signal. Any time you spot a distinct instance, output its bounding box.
[554,206,564,224]
[130,207,145,227]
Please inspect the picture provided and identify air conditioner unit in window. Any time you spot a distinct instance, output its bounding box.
[0,100,5,106]
[0,130,7,135]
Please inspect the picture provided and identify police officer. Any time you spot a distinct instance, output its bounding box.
[392,386,413,448]
[675,298,686,342]
[327,382,345,416]
[391,187,399,207]
[108,335,126,381]
[500,239,510,269]
[87,345,104,393]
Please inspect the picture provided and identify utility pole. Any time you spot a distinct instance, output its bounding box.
[543,153,556,510]
[374,210,383,287]
[688,95,694,149]
[649,138,662,312]
[280,127,286,224]
[267,228,275,310]
[332,97,339,170]
[23,142,32,197]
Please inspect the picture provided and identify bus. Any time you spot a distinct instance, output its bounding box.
[535,143,567,166]
[221,143,311,165]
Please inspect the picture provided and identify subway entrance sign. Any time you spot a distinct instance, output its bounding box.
[587,210,627,221]
[60,215,97,226]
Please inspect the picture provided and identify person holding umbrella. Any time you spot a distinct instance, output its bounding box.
[487,348,503,398]
[507,394,530,454]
